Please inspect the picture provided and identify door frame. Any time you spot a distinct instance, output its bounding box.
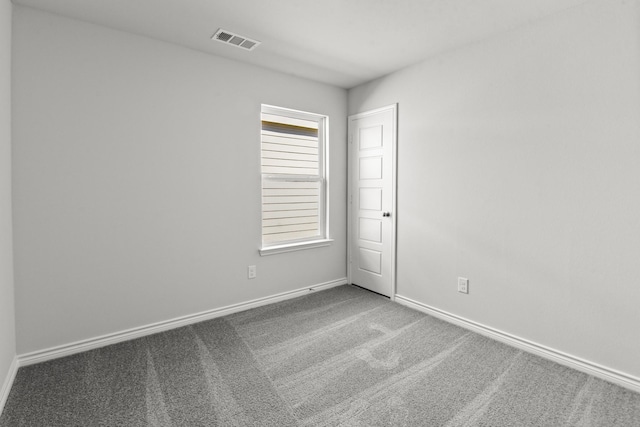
[347,104,398,300]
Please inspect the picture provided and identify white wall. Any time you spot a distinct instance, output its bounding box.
[349,0,640,378]
[0,0,16,398]
[12,7,347,354]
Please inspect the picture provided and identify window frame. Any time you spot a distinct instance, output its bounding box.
[259,104,332,256]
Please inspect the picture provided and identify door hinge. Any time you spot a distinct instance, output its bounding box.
[349,134,353,144]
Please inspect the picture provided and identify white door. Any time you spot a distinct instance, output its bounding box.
[348,105,397,298]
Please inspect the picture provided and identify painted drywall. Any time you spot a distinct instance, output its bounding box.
[0,0,16,399]
[12,7,347,354]
[349,0,640,378]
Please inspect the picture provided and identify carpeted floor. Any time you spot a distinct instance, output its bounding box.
[1,285,639,426]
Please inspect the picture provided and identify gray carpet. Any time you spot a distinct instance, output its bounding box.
[1,285,639,426]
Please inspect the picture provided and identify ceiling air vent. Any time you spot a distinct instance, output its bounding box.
[212,29,261,51]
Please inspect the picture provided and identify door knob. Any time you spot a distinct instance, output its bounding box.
[383,212,391,217]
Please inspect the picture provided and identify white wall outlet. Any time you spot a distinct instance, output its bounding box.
[458,277,469,294]
[248,265,257,279]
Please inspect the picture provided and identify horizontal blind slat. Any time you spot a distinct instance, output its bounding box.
[261,166,319,175]
[262,229,320,244]
[262,209,319,219]
[263,216,319,227]
[261,133,318,147]
[262,158,318,167]
[261,113,319,130]
[262,202,318,212]
[262,143,317,156]
[262,181,319,189]
[261,150,318,162]
[262,188,319,196]
[263,195,318,204]
[263,222,318,234]
[262,150,319,165]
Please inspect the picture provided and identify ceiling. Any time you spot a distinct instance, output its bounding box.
[14,0,591,88]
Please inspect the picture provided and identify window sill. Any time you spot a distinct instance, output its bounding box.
[259,239,334,256]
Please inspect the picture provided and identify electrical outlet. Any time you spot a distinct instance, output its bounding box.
[248,265,257,279]
[458,277,469,294]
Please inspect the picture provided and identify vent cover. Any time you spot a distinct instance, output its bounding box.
[212,29,261,51]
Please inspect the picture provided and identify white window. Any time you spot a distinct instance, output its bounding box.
[260,105,330,254]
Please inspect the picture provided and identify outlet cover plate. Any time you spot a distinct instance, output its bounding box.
[248,265,257,279]
[458,277,469,294]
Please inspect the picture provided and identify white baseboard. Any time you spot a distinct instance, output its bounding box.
[395,294,640,394]
[0,356,18,415]
[18,278,348,367]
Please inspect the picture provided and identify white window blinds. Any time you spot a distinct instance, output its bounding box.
[261,107,327,246]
